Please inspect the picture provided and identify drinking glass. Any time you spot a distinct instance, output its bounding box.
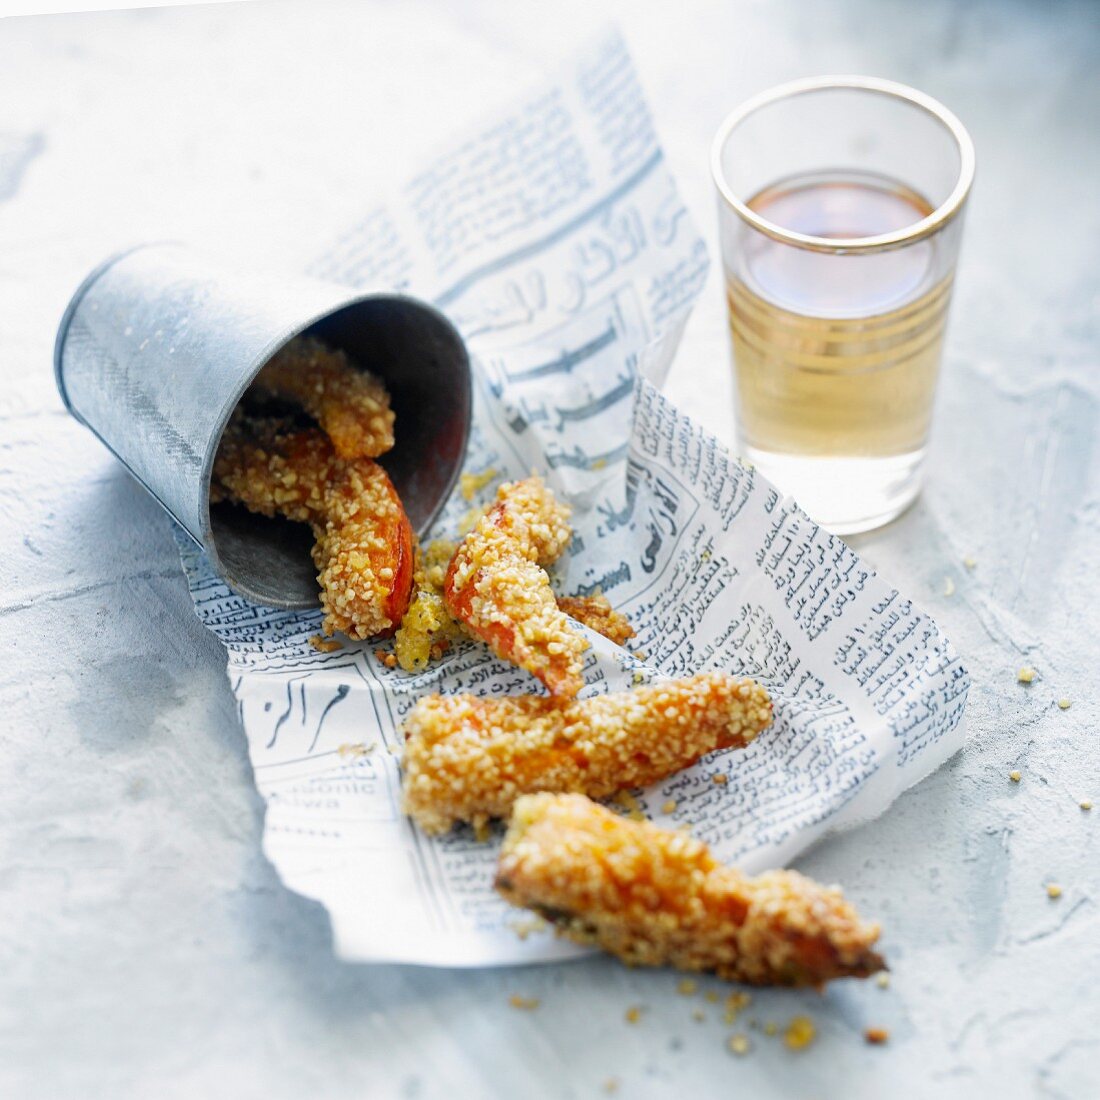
[712,76,974,533]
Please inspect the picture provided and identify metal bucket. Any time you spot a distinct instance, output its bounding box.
[54,243,472,610]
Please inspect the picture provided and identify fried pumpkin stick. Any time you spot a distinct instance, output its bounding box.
[252,336,395,460]
[496,793,885,987]
[401,673,772,834]
[212,414,413,639]
[444,476,588,697]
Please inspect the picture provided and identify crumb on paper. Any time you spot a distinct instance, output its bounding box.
[943,576,955,597]
[460,467,498,501]
[700,548,711,562]
[508,994,540,1011]
[712,774,728,786]
[557,593,634,646]
[763,1022,778,1036]
[704,991,719,1004]
[783,1016,816,1051]
[632,650,648,661]
[963,555,977,570]
[373,648,397,669]
[602,1080,620,1096]
[614,790,647,822]
[337,742,375,759]
[876,973,890,989]
[1080,800,1092,811]
[692,1008,706,1023]
[457,505,485,535]
[473,815,492,844]
[309,634,343,653]
[1046,883,1062,899]
[728,1034,751,1056]
[1009,770,1022,783]
[625,1005,644,1025]
[1017,666,1035,684]
[509,916,548,941]
[864,1027,889,1045]
[1057,698,1072,710]
[662,800,678,815]
[632,671,645,686]
[677,978,698,996]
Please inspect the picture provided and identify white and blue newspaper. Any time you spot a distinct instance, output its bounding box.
[179,31,968,965]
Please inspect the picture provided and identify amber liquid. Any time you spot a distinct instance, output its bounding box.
[726,172,952,529]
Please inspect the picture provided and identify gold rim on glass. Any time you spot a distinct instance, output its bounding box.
[711,75,976,254]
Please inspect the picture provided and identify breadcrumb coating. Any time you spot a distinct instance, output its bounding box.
[395,549,632,672]
[557,594,635,647]
[496,794,885,987]
[400,673,772,834]
[313,452,414,639]
[210,413,336,522]
[252,336,395,459]
[444,476,587,697]
[394,540,463,672]
[211,415,413,639]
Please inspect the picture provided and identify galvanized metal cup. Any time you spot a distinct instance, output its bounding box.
[55,243,472,609]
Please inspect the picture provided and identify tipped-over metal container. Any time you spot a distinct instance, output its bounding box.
[54,243,472,609]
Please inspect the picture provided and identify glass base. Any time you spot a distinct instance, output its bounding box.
[744,446,924,535]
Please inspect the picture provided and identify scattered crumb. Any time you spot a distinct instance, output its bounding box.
[692,1009,706,1023]
[864,1027,890,1045]
[1046,883,1063,899]
[457,506,485,535]
[373,648,397,669]
[473,816,492,844]
[613,790,646,822]
[460,467,497,501]
[1010,771,1022,783]
[963,555,977,570]
[728,1034,751,1056]
[1057,698,1072,710]
[876,973,890,989]
[704,991,720,1004]
[1081,800,1092,811]
[337,742,375,759]
[602,1080,620,1096]
[508,994,540,1011]
[1017,666,1035,684]
[508,917,548,941]
[943,576,955,597]
[625,1006,644,1025]
[676,978,698,996]
[662,800,678,815]
[723,991,751,1024]
[309,634,343,653]
[783,1015,816,1051]
[591,457,608,471]
[632,650,648,661]
[712,774,728,786]
[763,1022,778,1036]
[632,671,645,686]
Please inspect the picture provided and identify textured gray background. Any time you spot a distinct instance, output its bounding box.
[1,2,1097,1097]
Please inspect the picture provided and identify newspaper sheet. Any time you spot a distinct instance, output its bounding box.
[178,30,968,965]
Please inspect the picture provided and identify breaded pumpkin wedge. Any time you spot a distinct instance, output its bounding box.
[251,336,395,460]
[496,793,885,987]
[212,414,413,639]
[444,476,587,698]
[400,673,772,834]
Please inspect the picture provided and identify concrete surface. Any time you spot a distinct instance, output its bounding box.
[0,1,1096,1097]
